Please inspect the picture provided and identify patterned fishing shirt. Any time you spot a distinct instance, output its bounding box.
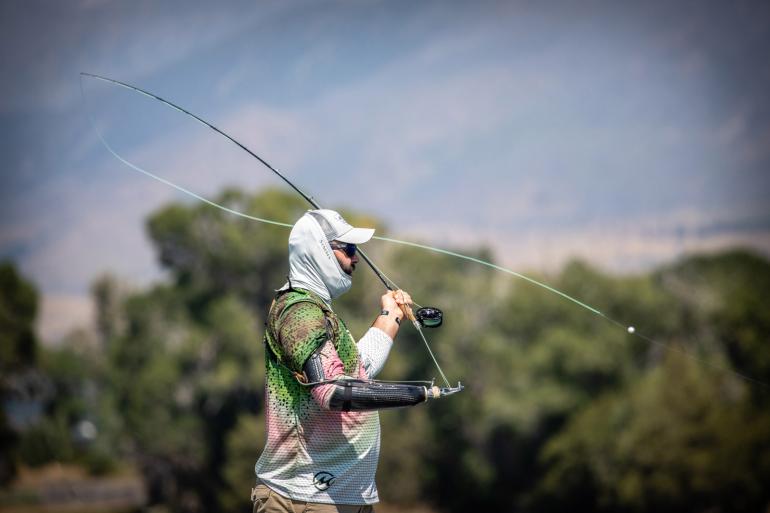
[254,288,384,505]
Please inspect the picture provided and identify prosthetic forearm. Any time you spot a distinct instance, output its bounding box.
[327,379,427,411]
[304,341,429,411]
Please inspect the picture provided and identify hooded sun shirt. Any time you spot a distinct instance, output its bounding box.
[279,213,351,304]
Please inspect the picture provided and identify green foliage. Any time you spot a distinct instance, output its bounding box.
[658,250,770,395]
[220,413,264,512]
[99,189,293,511]
[528,249,770,513]
[146,187,308,311]
[16,414,74,466]
[92,274,129,348]
[21,334,122,475]
[0,263,41,483]
[534,353,770,513]
[0,261,39,369]
[378,406,435,502]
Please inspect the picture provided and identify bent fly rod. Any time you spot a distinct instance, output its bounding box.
[80,72,462,394]
[81,72,770,393]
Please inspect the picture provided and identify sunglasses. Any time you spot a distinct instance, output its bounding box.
[330,241,357,257]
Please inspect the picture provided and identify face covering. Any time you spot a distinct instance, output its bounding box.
[278,213,351,303]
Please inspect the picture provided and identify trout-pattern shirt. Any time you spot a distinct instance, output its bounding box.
[254,289,384,505]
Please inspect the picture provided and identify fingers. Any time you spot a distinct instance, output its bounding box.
[392,290,415,323]
[380,290,413,315]
[391,289,412,305]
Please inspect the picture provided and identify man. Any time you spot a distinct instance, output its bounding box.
[252,209,439,513]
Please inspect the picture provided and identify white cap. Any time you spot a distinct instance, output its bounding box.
[306,209,375,244]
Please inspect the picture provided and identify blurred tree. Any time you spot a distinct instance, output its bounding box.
[418,259,657,512]
[103,189,306,511]
[220,412,264,512]
[0,262,41,484]
[533,353,770,513]
[0,261,39,369]
[146,187,308,312]
[529,249,770,513]
[91,273,130,350]
[657,250,770,401]
[17,336,107,472]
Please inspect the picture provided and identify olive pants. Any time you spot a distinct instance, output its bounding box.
[252,484,375,513]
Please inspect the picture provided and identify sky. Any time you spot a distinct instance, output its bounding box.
[1,0,769,342]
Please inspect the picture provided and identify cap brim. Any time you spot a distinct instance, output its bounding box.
[336,227,375,244]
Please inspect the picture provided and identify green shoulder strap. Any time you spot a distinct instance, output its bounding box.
[264,289,340,378]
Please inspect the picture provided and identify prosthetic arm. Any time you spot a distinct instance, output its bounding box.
[304,340,437,411]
